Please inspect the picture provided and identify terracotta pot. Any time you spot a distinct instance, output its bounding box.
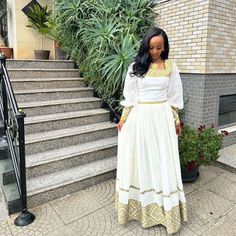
[181,164,200,183]
[0,47,13,59]
[34,50,50,60]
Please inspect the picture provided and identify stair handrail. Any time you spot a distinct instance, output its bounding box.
[0,54,35,226]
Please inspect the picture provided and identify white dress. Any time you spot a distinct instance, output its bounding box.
[115,59,187,235]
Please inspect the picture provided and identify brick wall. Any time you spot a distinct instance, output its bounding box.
[154,0,236,73]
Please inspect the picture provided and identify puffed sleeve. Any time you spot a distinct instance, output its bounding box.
[167,61,184,110]
[120,63,139,107]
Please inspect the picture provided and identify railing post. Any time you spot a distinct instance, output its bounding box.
[14,110,35,226]
[0,54,8,131]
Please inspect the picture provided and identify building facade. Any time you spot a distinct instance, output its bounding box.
[154,0,236,146]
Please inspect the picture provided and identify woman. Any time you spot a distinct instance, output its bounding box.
[115,27,187,235]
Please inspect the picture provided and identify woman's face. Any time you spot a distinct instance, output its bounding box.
[149,35,165,62]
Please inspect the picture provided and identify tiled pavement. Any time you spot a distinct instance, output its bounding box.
[0,165,236,236]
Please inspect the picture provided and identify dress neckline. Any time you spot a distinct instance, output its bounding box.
[151,59,168,70]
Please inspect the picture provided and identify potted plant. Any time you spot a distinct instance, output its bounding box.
[178,123,228,182]
[24,3,52,59]
[0,0,13,58]
[0,35,13,59]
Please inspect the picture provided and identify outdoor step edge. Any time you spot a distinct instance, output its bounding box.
[18,97,101,108]
[26,136,118,168]
[14,87,93,94]
[27,156,117,196]
[24,109,109,124]
[25,121,116,144]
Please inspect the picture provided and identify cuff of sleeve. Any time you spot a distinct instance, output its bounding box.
[171,106,180,125]
[120,106,132,121]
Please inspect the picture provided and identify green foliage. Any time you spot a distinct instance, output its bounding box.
[179,124,226,169]
[52,0,157,117]
[26,4,52,36]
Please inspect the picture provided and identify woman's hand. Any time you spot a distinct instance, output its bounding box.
[116,120,125,131]
[175,124,182,136]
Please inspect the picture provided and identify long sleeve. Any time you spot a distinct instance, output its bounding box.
[120,63,139,107]
[167,61,184,110]
[119,63,139,121]
[167,61,183,125]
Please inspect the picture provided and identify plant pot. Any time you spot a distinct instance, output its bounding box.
[55,46,66,60]
[181,164,200,183]
[34,50,50,60]
[0,47,13,59]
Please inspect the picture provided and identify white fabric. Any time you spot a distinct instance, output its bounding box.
[120,61,184,109]
[116,102,186,211]
[116,60,186,218]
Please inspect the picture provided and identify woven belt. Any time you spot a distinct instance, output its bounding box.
[138,100,167,104]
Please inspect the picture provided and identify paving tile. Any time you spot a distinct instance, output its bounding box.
[183,182,199,195]
[221,171,236,183]
[7,203,64,236]
[181,207,214,236]
[0,221,12,236]
[186,189,234,222]
[47,224,77,236]
[194,165,220,186]
[85,178,116,207]
[203,205,236,236]
[204,165,230,176]
[50,190,103,224]
[203,175,236,203]
[0,186,9,223]
[65,203,137,236]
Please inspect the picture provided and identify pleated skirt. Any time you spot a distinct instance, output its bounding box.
[115,101,187,235]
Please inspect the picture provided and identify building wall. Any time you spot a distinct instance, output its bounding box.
[7,0,55,59]
[154,0,209,73]
[206,0,236,73]
[155,0,236,146]
[154,0,236,73]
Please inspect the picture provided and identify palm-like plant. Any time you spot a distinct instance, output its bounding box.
[53,0,157,118]
[26,4,53,50]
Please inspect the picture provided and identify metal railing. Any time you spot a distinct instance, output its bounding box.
[0,54,35,226]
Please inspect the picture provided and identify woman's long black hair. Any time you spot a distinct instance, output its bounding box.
[132,27,170,77]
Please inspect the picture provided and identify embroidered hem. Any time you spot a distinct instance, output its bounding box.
[115,193,187,235]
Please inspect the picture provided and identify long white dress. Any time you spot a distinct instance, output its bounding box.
[115,59,187,235]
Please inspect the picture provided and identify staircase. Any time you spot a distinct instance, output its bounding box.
[0,59,117,214]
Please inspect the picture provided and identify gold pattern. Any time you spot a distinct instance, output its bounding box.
[120,106,132,121]
[138,100,167,104]
[146,59,173,77]
[115,192,188,235]
[117,182,184,198]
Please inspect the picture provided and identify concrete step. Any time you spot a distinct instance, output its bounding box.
[0,158,15,185]
[6,59,75,69]
[11,78,85,90]
[26,137,117,178]
[25,122,117,155]
[1,137,117,184]
[214,143,236,173]
[15,87,94,103]
[8,68,80,79]
[24,109,110,134]
[3,156,116,214]
[19,97,102,117]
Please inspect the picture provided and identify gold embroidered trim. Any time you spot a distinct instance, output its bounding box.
[116,179,184,197]
[138,100,167,104]
[115,193,188,235]
[146,59,173,77]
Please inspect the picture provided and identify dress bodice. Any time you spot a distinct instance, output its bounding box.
[120,59,183,109]
[138,60,173,102]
